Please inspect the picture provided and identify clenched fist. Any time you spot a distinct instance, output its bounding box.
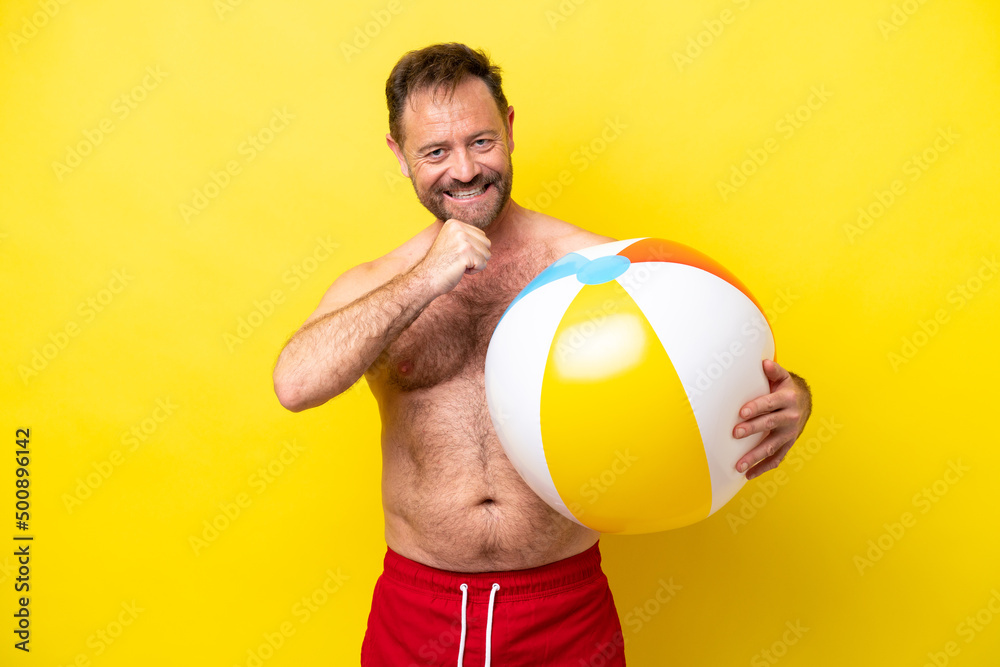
[411,219,492,297]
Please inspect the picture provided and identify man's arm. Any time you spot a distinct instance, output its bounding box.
[272,265,438,412]
[272,219,491,412]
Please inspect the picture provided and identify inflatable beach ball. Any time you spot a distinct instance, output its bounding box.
[485,237,776,534]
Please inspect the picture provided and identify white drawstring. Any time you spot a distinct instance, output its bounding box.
[456,582,501,667]
[484,583,501,667]
[457,583,469,667]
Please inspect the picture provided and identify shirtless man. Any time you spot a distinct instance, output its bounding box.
[273,43,812,667]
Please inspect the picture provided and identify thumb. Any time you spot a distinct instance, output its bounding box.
[763,358,789,384]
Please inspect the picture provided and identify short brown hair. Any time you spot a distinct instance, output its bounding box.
[386,42,509,148]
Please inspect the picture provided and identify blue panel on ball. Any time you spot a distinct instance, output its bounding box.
[499,252,589,321]
[576,255,631,285]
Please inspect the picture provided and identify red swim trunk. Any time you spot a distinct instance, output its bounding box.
[361,541,626,666]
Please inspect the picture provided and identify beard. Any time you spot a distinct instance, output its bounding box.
[411,155,513,230]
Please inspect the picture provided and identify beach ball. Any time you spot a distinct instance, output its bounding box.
[484,237,776,534]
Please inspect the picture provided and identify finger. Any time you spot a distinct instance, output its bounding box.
[736,431,791,475]
[452,218,490,243]
[458,234,491,264]
[738,386,797,422]
[462,246,490,270]
[465,251,490,274]
[470,226,491,245]
[457,227,490,253]
[734,401,794,438]
[744,444,792,480]
[459,224,490,247]
[472,235,492,258]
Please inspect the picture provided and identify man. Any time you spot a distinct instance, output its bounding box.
[273,43,812,666]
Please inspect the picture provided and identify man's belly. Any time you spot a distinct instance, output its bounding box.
[375,375,599,573]
[382,472,598,572]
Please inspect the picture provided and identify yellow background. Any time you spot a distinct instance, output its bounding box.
[2,0,998,665]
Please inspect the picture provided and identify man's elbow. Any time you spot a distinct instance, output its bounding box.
[273,372,344,412]
[273,373,314,413]
[274,383,303,413]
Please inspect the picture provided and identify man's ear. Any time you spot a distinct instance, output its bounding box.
[505,106,515,154]
[386,133,411,178]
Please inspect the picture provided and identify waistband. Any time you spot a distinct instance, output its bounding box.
[381,541,605,601]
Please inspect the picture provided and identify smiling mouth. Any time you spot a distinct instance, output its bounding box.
[444,184,489,200]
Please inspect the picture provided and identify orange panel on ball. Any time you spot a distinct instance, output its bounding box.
[618,238,772,344]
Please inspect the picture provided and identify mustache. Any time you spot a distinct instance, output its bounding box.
[437,172,501,194]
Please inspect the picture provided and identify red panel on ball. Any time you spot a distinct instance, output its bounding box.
[617,238,772,347]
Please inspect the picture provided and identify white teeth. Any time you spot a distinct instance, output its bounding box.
[448,185,487,199]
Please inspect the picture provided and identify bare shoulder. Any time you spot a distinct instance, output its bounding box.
[380,219,441,271]
[525,209,617,254]
[301,221,437,327]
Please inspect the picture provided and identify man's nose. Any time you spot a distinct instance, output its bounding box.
[448,148,481,184]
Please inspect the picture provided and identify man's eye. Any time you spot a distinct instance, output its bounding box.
[474,139,489,146]
[428,148,444,158]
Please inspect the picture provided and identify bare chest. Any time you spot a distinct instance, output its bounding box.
[368,248,557,392]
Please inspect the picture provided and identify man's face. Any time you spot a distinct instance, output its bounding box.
[387,77,514,230]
